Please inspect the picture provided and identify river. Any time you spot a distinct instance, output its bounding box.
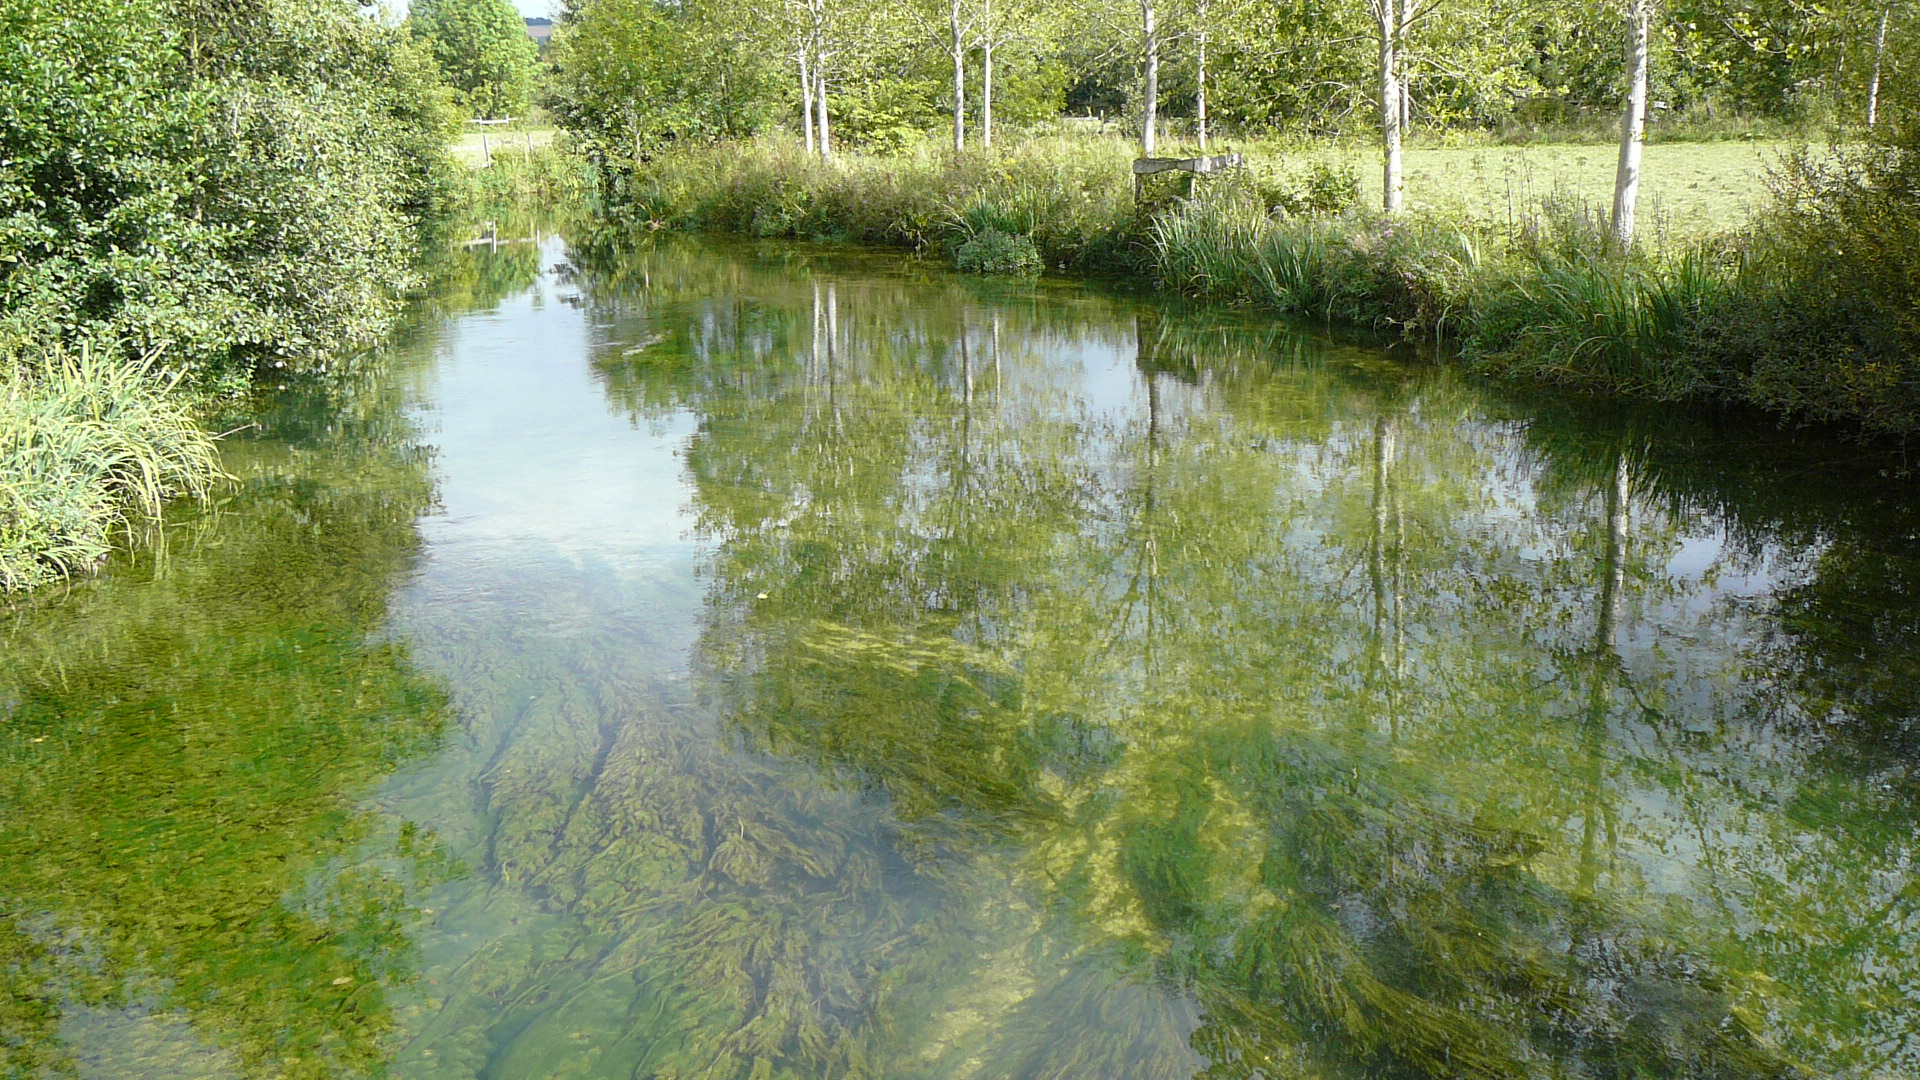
[2,233,1915,1079]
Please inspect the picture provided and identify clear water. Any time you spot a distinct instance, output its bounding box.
[3,234,1917,1080]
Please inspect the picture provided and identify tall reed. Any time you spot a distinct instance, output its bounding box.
[2,348,225,592]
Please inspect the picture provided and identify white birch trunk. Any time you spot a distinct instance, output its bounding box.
[1196,28,1209,150]
[952,0,967,151]
[983,41,995,147]
[1611,0,1651,249]
[982,0,995,148]
[799,54,816,153]
[1141,0,1159,156]
[1376,0,1404,214]
[1869,8,1890,129]
[816,62,832,159]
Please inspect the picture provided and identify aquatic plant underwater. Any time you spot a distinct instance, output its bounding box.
[4,239,1917,1080]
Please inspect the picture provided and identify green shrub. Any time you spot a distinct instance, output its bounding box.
[955,229,1043,275]
[1,349,224,592]
[0,0,460,386]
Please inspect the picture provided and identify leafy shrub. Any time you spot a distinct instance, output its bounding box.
[1,350,224,592]
[0,0,460,386]
[955,229,1043,275]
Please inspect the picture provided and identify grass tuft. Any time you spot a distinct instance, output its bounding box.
[2,348,226,592]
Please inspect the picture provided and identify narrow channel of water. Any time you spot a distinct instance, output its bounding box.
[3,234,1916,1079]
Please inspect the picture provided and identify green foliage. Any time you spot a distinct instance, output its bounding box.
[1706,119,1920,431]
[409,0,540,120]
[0,0,461,384]
[0,0,459,585]
[545,0,780,169]
[0,349,224,592]
[955,228,1043,274]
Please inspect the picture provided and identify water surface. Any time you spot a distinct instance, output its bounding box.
[3,235,1917,1080]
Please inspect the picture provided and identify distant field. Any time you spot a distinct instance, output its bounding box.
[453,126,557,166]
[467,126,1793,237]
[1322,140,1792,235]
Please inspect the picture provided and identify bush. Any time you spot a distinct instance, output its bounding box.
[1,350,224,592]
[0,0,460,387]
[955,229,1043,275]
[1706,128,1920,432]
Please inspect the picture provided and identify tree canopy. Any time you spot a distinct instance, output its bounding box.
[409,0,541,120]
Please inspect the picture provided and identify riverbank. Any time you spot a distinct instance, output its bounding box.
[0,1,458,593]
[600,134,1920,438]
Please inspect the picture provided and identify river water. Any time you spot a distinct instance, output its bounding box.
[3,234,1916,1080]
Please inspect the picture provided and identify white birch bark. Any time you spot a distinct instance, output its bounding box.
[1373,0,1404,213]
[1141,0,1160,155]
[798,54,815,153]
[1196,0,1210,151]
[952,0,967,151]
[983,36,995,147]
[816,63,832,158]
[1869,8,1890,129]
[1611,0,1651,249]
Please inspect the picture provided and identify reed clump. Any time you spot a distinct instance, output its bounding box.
[1,348,225,592]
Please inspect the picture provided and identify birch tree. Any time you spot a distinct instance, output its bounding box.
[907,0,978,151]
[1868,6,1891,128]
[1141,0,1163,154]
[1369,0,1407,212]
[974,0,1051,148]
[1194,0,1212,148]
[1611,0,1652,248]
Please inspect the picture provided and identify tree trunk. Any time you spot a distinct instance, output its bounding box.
[952,0,967,151]
[1869,8,1890,129]
[1611,0,1651,249]
[799,54,815,153]
[1376,0,1404,214]
[816,62,832,159]
[1196,29,1209,150]
[1141,0,1159,156]
[984,41,996,148]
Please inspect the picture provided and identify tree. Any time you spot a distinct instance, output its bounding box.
[1141,0,1163,154]
[1611,0,1653,247]
[409,0,539,119]
[906,0,978,151]
[1869,6,1891,127]
[1370,0,1408,212]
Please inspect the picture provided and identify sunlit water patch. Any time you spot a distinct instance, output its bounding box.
[3,235,1917,1080]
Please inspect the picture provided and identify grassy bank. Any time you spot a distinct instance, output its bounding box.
[603,134,1920,438]
[1,351,224,592]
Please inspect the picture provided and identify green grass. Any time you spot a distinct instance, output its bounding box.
[2,349,225,593]
[585,129,1917,436]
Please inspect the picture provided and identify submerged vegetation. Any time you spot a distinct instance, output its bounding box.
[368,242,1914,1079]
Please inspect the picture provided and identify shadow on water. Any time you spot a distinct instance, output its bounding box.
[5,230,1917,1080]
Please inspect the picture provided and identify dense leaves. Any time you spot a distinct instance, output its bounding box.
[0,0,459,386]
[408,0,540,120]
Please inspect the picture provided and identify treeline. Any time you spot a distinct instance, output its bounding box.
[549,0,1920,438]
[0,0,461,591]
[546,0,1913,163]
